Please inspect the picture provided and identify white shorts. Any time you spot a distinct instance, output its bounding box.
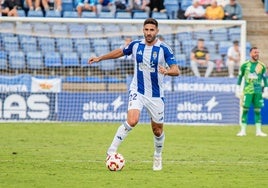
[128,90,165,124]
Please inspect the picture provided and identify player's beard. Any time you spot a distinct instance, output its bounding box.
[252,55,259,61]
[145,34,156,44]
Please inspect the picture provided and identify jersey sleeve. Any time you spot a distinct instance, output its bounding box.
[162,45,177,66]
[122,40,139,56]
[237,62,246,85]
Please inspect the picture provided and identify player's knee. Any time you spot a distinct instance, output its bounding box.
[152,127,163,137]
[127,119,138,127]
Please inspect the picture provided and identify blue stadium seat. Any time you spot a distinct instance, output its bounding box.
[98,12,115,19]
[51,24,68,36]
[218,41,232,56]
[2,36,19,52]
[56,38,73,53]
[204,41,217,54]
[176,54,187,67]
[177,31,193,42]
[20,37,37,52]
[0,22,15,35]
[151,12,168,19]
[17,10,26,17]
[39,38,56,52]
[27,10,44,17]
[84,76,103,83]
[86,24,103,35]
[180,0,192,11]
[228,27,241,42]
[62,52,79,67]
[46,10,62,17]
[8,51,26,69]
[193,31,211,41]
[181,40,197,57]
[99,59,116,72]
[33,23,51,34]
[26,51,44,69]
[81,11,97,18]
[0,51,8,70]
[164,0,179,19]
[68,24,86,37]
[211,28,228,41]
[74,39,91,54]
[132,12,149,19]
[116,11,132,19]
[16,22,32,33]
[63,11,78,18]
[62,0,74,11]
[44,52,62,67]
[64,76,84,83]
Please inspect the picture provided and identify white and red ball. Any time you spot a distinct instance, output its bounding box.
[105,153,125,171]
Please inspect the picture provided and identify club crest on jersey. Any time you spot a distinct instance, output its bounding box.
[153,51,157,60]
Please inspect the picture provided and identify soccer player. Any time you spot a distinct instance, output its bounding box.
[235,47,268,137]
[88,18,180,170]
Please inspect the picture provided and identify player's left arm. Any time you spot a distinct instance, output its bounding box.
[159,64,180,76]
[261,63,268,98]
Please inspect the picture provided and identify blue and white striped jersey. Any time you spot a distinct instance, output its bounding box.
[123,38,177,98]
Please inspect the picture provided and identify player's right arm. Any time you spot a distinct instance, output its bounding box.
[88,48,124,64]
[237,61,246,85]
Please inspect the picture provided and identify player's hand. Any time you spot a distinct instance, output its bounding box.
[158,65,168,75]
[235,85,243,98]
[88,57,100,64]
[262,87,268,99]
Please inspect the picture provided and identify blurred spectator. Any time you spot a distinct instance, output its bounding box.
[115,0,128,11]
[226,40,240,78]
[127,0,150,15]
[199,0,211,8]
[147,0,166,13]
[42,0,62,12]
[190,38,214,77]
[216,0,229,7]
[1,0,23,16]
[184,0,205,20]
[205,0,224,20]
[96,0,116,15]
[224,0,242,20]
[24,0,41,11]
[76,0,96,17]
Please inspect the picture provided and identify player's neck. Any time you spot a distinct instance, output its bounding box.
[145,39,158,46]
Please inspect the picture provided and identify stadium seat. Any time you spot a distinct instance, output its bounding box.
[33,23,51,35]
[193,31,211,41]
[86,24,103,35]
[211,28,228,41]
[99,59,117,72]
[62,52,80,67]
[39,37,56,52]
[177,31,193,42]
[115,11,132,19]
[64,76,84,83]
[0,51,8,70]
[44,52,62,67]
[27,10,44,17]
[81,11,97,18]
[68,24,86,37]
[180,0,192,11]
[228,27,241,42]
[151,12,168,19]
[218,41,233,56]
[176,54,187,67]
[2,36,19,52]
[62,0,74,11]
[84,76,104,83]
[26,51,44,69]
[164,0,179,19]
[8,51,26,69]
[0,22,15,35]
[74,39,91,54]
[98,11,115,19]
[63,11,78,18]
[20,37,37,52]
[16,22,32,33]
[17,10,26,17]
[56,38,73,52]
[181,40,197,57]
[132,12,149,19]
[46,10,62,17]
[51,24,69,37]
[204,41,217,54]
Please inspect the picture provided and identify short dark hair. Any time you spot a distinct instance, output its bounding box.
[233,40,239,45]
[250,47,258,52]
[198,38,204,42]
[144,18,158,28]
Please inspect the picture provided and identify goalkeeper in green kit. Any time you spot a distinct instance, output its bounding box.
[235,47,268,136]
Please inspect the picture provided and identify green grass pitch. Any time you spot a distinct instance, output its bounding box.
[1,122,268,188]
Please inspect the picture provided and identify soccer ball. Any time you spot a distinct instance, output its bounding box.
[105,153,125,171]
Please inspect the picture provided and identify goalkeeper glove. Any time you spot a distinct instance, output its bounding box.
[262,87,268,99]
[235,85,243,98]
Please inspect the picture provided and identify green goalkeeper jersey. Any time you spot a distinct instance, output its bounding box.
[237,60,268,94]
